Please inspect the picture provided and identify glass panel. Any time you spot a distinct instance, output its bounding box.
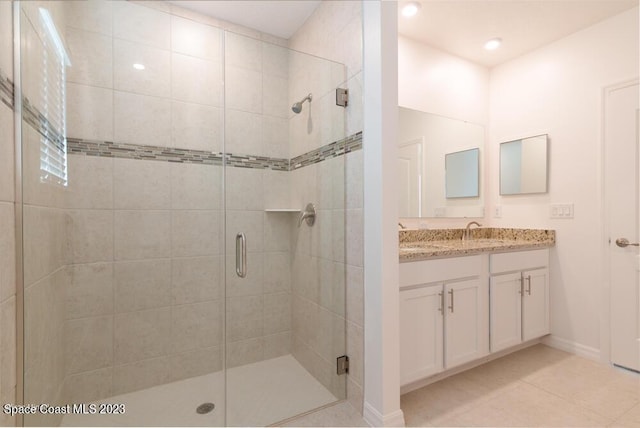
[20,2,348,427]
[22,1,226,426]
[223,32,347,426]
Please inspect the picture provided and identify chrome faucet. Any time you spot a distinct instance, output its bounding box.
[463,221,482,241]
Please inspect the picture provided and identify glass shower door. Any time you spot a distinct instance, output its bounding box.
[222,31,348,426]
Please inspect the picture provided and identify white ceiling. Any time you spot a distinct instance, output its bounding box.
[169,1,321,39]
[398,0,639,68]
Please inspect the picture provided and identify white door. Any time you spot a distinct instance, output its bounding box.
[399,285,444,385]
[522,268,550,341]
[606,81,640,372]
[445,278,484,368]
[398,138,423,217]
[490,272,522,352]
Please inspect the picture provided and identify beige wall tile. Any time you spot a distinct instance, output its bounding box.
[0,297,16,408]
[225,210,263,253]
[23,206,67,285]
[0,105,14,203]
[225,109,263,156]
[225,32,262,72]
[172,256,222,305]
[263,252,291,294]
[262,115,289,159]
[114,91,171,147]
[171,210,222,257]
[113,1,170,49]
[0,203,16,302]
[171,163,222,210]
[114,159,171,210]
[63,367,113,404]
[0,1,13,81]
[114,39,170,97]
[264,332,291,360]
[171,300,222,353]
[171,15,222,62]
[263,74,289,119]
[263,43,289,79]
[346,321,363,387]
[264,292,291,336]
[66,155,114,210]
[114,210,171,260]
[171,102,223,152]
[225,66,262,114]
[66,263,114,319]
[64,316,114,375]
[345,209,362,267]
[114,308,171,364]
[225,167,265,211]
[171,54,223,107]
[112,357,171,395]
[66,27,113,88]
[113,39,171,98]
[67,209,113,264]
[226,295,263,342]
[66,83,114,141]
[225,254,263,297]
[169,346,223,382]
[114,259,171,313]
[227,337,264,368]
[346,265,363,326]
[64,0,113,36]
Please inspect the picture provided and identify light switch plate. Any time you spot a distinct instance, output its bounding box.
[550,203,574,219]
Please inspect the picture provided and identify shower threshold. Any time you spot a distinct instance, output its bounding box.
[60,355,337,427]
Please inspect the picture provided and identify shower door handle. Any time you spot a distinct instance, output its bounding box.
[236,233,247,278]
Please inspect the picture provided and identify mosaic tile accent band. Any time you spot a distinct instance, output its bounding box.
[1,68,362,171]
[0,71,13,110]
[1,68,66,153]
[68,133,361,171]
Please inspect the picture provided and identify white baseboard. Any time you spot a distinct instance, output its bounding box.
[363,402,405,427]
[543,335,601,361]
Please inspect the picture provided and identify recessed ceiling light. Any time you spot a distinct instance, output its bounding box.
[133,63,146,70]
[402,2,421,18]
[484,38,502,51]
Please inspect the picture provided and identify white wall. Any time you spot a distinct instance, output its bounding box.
[489,7,639,356]
[398,36,489,126]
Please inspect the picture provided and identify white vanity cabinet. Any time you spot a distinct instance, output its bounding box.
[399,256,489,386]
[489,249,550,353]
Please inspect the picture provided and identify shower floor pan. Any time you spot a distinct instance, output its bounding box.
[60,355,337,427]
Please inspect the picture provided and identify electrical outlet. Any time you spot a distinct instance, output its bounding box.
[435,207,446,217]
[550,203,574,219]
[494,206,502,218]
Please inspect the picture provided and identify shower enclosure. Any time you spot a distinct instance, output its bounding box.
[17,1,353,425]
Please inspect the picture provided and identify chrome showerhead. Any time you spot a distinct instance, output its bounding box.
[292,93,312,114]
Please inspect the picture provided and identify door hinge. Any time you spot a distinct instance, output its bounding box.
[336,88,349,107]
[336,355,349,375]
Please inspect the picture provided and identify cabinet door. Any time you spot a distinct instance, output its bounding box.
[490,272,522,352]
[522,268,550,341]
[400,285,444,385]
[444,278,485,369]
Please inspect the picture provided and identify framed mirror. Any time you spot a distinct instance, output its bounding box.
[500,134,548,195]
[398,107,484,218]
[445,148,479,199]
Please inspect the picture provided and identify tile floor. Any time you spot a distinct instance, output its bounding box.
[402,344,640,427]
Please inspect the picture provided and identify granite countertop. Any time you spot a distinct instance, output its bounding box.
[399,228,555,262]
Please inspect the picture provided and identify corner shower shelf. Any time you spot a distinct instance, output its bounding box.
[264,209,301,212]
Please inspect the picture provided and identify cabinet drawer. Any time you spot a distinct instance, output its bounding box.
[400,255,482,288]
[490,249,549,274]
